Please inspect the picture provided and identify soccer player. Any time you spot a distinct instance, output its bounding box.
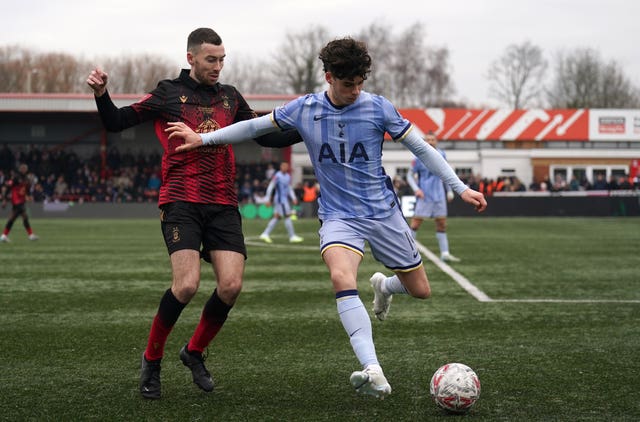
[1,163,39,242]
[165,37,487,399]
[259,161,303,244]
[87,28,300,400]
[406,131,460,262]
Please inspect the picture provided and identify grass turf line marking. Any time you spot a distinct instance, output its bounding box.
[416,242,640,304]
[415,241,493,302]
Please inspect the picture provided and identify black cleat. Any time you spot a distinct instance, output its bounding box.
[179,344,214,392]
[139,353,161,399]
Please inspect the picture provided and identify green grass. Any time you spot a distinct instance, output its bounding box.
[1,217,639,421]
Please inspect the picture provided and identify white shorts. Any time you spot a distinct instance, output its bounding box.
[413,198,447,218]
[319,209,422,272]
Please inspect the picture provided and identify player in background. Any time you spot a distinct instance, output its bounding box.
[406,131,460,262]
[165,37,487,400]
[1,163,39,242]
[87,28,299,400]
[259,161,303,244]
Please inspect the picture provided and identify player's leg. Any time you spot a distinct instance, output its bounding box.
[367,211,430,320]
[20,208,38,240]
[140,249,199,399]
[182,205,246,392]
[260,206,281,243]
[283,202,303,242]
[436,216,460,262]
[140,203,202,399]
[409,216,423,239]
[1,207,20,241]
[322,243,391,399]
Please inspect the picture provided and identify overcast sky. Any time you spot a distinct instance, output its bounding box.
[2,0,639,107]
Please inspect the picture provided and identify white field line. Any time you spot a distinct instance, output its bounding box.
[415,241,493,302]
[415,241,640,304]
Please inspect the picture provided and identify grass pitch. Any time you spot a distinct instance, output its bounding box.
[0,217,639,421]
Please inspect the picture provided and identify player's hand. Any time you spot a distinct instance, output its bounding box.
[460,189,487,212]
[446,190,455,202]
[415,189,425,199]
[87,68,108,97]
[166,122,204,152]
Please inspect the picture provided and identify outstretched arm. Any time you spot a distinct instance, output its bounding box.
[401,130,487,212]
[166,114,279,152]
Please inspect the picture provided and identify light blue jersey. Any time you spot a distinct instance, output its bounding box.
[274,91,411,220]
[267,171,295,205]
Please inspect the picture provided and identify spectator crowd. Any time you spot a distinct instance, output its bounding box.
[1,144,636,206]
[0,144,290,205]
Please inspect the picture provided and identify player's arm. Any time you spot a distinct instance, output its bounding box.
[401,130,487,212]
[166,114,279,152]
[288,185,298,204]
[264,178,276,206]
[254,128,302,148]
[87,67,149,132]
[405,166,424,198]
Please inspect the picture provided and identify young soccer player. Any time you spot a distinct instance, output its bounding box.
[165,37,486,399]
[259,161,303,243]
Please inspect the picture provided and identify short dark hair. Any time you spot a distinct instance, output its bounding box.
[187,28,223,52]
[318,37,371,80]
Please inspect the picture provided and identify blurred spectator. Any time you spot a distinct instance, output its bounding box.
[591,173,608,190]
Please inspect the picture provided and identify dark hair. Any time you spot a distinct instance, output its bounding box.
[318,37,371,80]
[187,28,223,52]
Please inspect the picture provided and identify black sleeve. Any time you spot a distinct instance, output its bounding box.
[254,129,303,148]
[94,90,144,132]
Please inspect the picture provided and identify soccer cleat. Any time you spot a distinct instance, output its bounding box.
[0,234,9,242]
[139,353,161,400]
[259,234,273,244]
[350,365,392,399]
[28,234,39,241]
[179,344,214,392]
[441,252,461,263]
[370,272,392,321]
[289,235,303,243]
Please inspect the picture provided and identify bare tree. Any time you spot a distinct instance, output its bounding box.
[221,55,279,94]
[357,22,394,96]
[99,54,178,94]
[358,22,455,107]
[548,48,640,108]
[270,26,330,94]
[487,41,548,109]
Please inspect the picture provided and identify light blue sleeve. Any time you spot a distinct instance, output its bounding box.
[401,130,468,195]
[201,113,279,145]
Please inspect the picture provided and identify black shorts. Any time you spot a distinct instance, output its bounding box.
[160,201,247,262]
[11,203,26,214]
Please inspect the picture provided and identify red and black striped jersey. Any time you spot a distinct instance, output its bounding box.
[95,69,257,206]
[5,174,30,205]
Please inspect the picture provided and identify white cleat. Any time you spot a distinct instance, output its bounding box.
[350,365,392,399]
[441,252,461,262]
[0,234,10,242]
[370,272,392,321]
[259,234,273,244]
[28,234,39,241]
[289,235,303,243]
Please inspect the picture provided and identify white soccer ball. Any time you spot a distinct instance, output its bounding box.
[429,362,481,414]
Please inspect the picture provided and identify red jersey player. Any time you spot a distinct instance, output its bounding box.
[1,163,39,242]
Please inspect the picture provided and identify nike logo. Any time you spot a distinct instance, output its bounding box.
[413,251,419,259]
[313,115,327,121]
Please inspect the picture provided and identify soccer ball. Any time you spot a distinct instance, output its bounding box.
[429,363,481,414]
